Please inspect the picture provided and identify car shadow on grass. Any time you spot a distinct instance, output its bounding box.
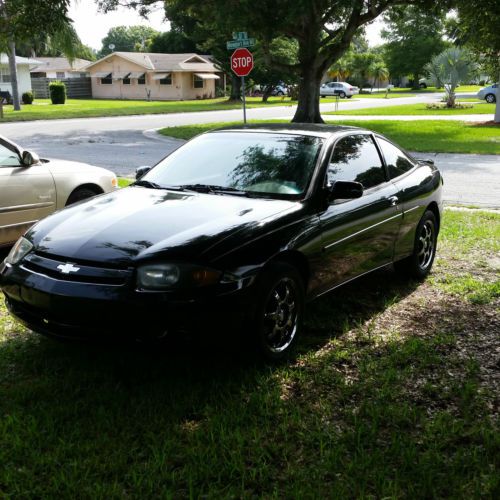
[0,266,420,398]
[1,264,498,497]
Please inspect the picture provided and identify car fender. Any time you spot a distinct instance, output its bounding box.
[45,159,117,208]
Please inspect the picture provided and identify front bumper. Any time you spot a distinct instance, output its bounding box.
[0,259,256,341]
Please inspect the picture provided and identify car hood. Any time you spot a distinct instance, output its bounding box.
[27,186,300,266]
[45,158,113,177]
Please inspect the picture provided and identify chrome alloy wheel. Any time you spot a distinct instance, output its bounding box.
[263,278,299,353]
[418,220,435,270]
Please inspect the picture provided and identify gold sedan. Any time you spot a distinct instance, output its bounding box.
[0,135,118,247]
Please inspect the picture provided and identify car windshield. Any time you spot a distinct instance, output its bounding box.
[143,131,324,199]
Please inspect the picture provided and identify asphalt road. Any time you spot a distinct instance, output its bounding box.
[1,92,498,207]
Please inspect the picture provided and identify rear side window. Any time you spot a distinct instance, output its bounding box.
[377,137,415,179]
[328,134,386,189]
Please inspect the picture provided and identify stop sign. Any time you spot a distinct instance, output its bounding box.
[231,48,253,77]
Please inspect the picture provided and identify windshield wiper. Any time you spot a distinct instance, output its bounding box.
[132,180,186,191]
[179,184,249,196]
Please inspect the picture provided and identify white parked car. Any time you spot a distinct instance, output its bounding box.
[0,135,118,247]
[477,84,498,103]
[320,81,359,98]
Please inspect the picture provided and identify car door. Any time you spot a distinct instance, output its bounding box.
[0,139,56,246]
[315,133,402,294]
[375,135,435,260]
[323,83,336,96]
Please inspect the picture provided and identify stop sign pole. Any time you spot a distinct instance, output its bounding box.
[230,48,254,124]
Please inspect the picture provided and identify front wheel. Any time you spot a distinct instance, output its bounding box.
[395,210,437,279]
[485,93,496,103]
[339,91,346,98]
[66,187,100,206]
[250,262,305,361]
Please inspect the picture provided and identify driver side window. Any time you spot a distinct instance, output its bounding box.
[327,134,386,190]
[0,143,22,167]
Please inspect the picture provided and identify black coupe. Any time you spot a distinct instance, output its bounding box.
[0,124,443,359]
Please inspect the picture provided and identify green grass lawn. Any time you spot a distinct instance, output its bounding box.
[0,97,297,122]
[0,210,498,497]
[158,119,500,155]
[326,101,495,116]
[390,85,483,93]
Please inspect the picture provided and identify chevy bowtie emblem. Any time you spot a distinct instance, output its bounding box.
[57,263,80,274]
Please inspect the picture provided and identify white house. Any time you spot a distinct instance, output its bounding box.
[30,57,91,79]
[0,54,40,96]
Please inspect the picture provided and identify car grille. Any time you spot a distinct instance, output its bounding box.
[21,252,133,286]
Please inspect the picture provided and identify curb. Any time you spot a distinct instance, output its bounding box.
[143,128,187,144]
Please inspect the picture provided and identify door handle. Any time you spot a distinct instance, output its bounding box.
[388,195,399,206]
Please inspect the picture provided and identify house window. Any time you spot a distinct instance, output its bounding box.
[138,73,146,85]
[159,75,172,85]
[101,73,112,85]
[193,74,204,89]
[123,73,131,85]
[0,68,11,83]
[56,72,65,79]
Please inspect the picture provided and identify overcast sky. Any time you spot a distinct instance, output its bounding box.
[69,0,384,52]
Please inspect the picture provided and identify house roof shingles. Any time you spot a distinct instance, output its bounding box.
[85,52,219,73]
[30,57,91,73]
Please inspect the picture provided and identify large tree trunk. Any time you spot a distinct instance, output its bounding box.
[229,74,242,101]
[292,70,323,123]
[262,85,273,102]
[7,40,21,111]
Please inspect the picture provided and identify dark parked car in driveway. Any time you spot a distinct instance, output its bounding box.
[0,124,443,360]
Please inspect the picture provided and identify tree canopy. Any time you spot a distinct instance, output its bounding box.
[98,25,159,57]
[149,30,197,53]
[381,5,448,87]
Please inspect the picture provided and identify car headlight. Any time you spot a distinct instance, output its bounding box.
[137,263,221,290]
[4,237,33,265]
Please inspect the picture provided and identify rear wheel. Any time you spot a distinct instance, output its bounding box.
[485,93,496,103]
[395,210,437,279]
[66,187,100,206]
[339,91,346,98]
[251,262,305,361]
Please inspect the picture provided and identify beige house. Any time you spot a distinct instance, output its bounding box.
[30,57,91,79]
[84,52,220,100]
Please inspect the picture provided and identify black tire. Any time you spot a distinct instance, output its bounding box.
[419,82,427,89]
[339,91,346,98]
[250,262,305,361]
[485,93,496,103]
[66,187,99,206]
[395,210,437,279]
[276,91,284,96]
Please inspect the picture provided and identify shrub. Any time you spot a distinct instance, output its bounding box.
[49,81,66,104]
[426,102,474,110]
[22,91,34,104]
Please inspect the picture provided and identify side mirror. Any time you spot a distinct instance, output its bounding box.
[22,150,40,166]
[328,180,364,200]
[135,165,152,180]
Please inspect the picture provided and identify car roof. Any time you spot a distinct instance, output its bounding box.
[209,122,364,139]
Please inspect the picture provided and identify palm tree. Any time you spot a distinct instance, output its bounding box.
[1,0,77,111]
[369,62,389,91]
[425,48,475,108]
